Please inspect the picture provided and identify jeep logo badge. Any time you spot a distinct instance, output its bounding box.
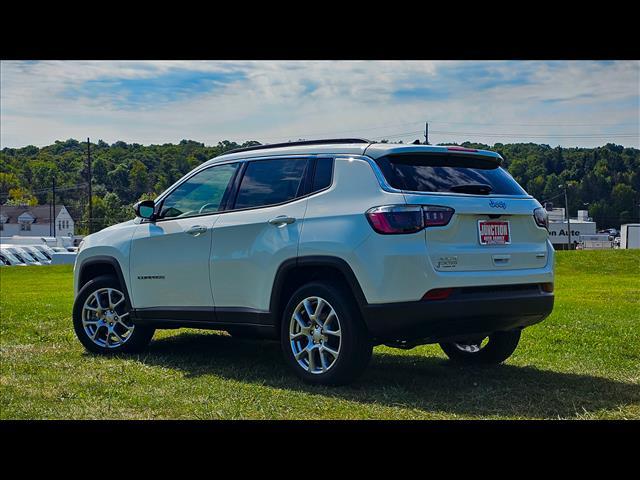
[489,200,507,209]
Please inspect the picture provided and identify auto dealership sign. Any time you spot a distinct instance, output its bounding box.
[548,221,596,243]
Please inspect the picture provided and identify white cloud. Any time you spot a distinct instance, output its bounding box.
[1,60,638,148]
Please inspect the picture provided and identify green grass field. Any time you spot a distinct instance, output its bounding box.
[1,250,639,419]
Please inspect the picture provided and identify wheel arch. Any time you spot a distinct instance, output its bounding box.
[269,255,368,330]
[77,256,132,310]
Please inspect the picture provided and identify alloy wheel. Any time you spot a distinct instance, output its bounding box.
[289,296,342,374]
[81,287,134,349]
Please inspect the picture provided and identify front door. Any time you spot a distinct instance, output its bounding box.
[130,162,240,310]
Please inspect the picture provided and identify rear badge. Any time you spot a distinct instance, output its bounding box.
[437,256,458,269]
[489,200,507,210]
[137,275,165,280]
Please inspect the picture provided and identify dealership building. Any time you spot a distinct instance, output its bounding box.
[545,206,597,249]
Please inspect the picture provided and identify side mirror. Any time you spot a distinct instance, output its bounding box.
[134,200,156,220]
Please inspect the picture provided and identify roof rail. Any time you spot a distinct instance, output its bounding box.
[224,138,372,155]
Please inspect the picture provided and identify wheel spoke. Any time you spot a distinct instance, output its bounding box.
[303,299,314,319]
[294,347,308,360]
[294,312,307,330]
[314,299,326,321]
[93,292,104,309]
[319,350,328,371]
[112,330,125,344]
[324,328,341,337]
[92,325,103,340]
[307,346,317,371]
[117,320,133,331]
[322,345,339,358]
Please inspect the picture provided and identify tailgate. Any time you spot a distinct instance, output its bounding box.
[405,194,549,272]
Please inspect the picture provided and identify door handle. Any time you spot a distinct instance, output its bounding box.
[186,225,208,236]
[268,216,296,226]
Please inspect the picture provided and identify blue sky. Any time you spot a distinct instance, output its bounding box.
[1,60,638,148]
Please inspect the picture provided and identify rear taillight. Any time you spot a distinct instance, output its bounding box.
[534,207,549,231]
[423,205,455,227]
[366,205,454,234]
[366,205,424,234]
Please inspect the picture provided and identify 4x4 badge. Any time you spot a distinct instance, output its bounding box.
[489,200,507,209]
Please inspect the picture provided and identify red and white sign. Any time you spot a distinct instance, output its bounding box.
[478,220,511,245]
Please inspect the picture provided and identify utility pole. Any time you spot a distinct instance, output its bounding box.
[424,122,430,145]
[563,183,572,250]
[87,138,92,234]
[52,177,56,238]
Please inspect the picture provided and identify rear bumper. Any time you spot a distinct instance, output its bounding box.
[361,284,554,343]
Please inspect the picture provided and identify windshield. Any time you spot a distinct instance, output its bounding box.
[26,248,48,261]
[1,251,21,264]
[375,154,527,196]
[9,248,37,263]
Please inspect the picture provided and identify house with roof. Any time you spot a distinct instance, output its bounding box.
[0,204,75,238]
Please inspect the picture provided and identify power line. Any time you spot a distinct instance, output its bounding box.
[428,130,637,138]
[428,120,639,127]
[0,183,88,197]
[257,117,638,144]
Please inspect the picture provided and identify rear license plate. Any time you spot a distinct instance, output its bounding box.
[478,220,511,245]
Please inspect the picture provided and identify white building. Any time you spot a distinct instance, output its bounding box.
[546,207,597,249]
[0,204,75,238]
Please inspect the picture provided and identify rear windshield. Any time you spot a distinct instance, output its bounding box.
[375,154,527,195]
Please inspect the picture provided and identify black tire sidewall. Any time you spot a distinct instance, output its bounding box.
[280,282,372,385]
[439,329,522,365]
[72,275,154,354]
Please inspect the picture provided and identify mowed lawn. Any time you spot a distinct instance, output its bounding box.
[1,250,638,419]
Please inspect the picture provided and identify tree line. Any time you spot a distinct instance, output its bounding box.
[1,138,638,233]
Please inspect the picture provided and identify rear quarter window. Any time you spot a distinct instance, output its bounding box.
[375,154,527,196]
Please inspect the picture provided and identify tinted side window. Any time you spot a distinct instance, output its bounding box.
[234,158,307,209]
[159,163,239,219]
[311,157,333,193]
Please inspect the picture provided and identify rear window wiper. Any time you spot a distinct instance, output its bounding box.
[449,184,493,195]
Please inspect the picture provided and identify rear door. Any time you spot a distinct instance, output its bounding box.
[210,157,310,314]
[375,152,549,272]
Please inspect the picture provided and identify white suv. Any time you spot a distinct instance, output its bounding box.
[73,139,554,385]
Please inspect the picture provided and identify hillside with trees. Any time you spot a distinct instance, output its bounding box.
[1,139,638,233]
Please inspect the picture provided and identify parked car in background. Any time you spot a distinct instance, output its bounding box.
[3,246,41,266]
[30,244,56,261]
[0,249,27,266]
[21,246,51,264]
[72,139,555,385]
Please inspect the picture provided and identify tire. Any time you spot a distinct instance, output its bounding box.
[439,329,521,365]
[281,281,372,386]
[73,274,155,354]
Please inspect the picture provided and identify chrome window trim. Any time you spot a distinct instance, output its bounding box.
[146,155,333,224]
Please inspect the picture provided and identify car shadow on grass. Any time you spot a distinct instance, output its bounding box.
[139,331,639,419]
